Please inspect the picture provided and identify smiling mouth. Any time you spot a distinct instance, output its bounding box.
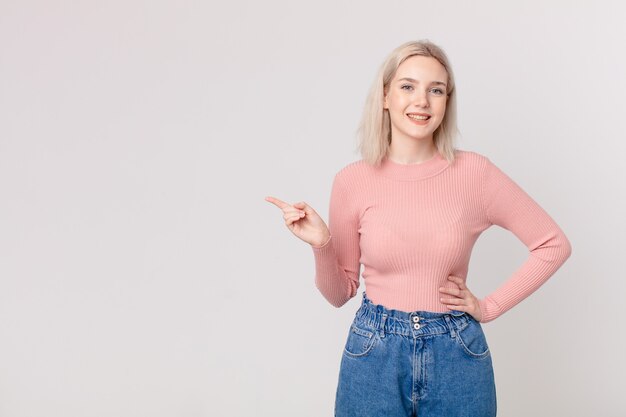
[407,114,431,121]
[406,113,431,126]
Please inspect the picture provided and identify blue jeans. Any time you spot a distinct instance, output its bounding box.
[335,292,497,417]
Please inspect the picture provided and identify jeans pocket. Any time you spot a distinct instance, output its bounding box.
[454,317,491,359]
[343,322,379,358]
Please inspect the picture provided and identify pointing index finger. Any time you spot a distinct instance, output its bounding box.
[265,196,291,210]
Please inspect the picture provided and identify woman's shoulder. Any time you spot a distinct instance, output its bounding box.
[453,148,489,163]
[333,159,372,181]
[452,149,497,171]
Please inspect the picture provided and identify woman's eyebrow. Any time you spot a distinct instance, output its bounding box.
[397,77,447,87]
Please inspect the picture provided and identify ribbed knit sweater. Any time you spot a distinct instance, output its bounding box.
[311,149,572,323]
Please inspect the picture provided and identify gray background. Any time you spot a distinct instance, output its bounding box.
[1,1,624,416]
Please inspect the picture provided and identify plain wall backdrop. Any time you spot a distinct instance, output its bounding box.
[1,1,624,416]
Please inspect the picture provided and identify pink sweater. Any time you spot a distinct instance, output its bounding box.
[311,150,572,323]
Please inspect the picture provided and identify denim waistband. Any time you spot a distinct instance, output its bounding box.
[354,292,472,339]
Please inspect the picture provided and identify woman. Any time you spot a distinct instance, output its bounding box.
[266,39,572,416]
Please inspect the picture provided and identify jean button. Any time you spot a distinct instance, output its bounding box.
[412,316,420,323]
[413,323,421,330]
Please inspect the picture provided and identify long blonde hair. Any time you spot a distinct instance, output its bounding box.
[355,40,460,165]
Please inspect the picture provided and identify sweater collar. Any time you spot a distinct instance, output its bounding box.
[375,151,451,181]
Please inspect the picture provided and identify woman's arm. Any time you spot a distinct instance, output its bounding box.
[311,171,361,308]
[478,156,573,323]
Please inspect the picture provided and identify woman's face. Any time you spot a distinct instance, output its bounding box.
[383,55,449,144]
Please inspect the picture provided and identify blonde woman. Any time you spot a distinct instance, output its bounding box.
[266,39,571,416]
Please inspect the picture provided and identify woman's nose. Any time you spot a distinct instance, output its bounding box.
[413,90,429,107]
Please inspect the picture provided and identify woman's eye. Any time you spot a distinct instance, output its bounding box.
[401,85,445,95]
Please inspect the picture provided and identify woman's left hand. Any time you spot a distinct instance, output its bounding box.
[439,275,483,322]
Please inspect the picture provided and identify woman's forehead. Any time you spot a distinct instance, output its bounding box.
[394,56,447,82]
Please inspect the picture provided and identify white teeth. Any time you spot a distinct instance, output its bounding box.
[407,114,430,120]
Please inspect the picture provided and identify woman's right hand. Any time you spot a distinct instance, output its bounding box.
[265,196,331,248]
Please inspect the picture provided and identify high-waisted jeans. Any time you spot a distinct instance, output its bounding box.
[335,292,497,417]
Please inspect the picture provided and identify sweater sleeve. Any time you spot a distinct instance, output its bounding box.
[477,157,572,323]
[310,171,361,307]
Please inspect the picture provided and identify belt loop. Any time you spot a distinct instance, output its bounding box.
[378,313,387,339]
[443,315,457,339]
